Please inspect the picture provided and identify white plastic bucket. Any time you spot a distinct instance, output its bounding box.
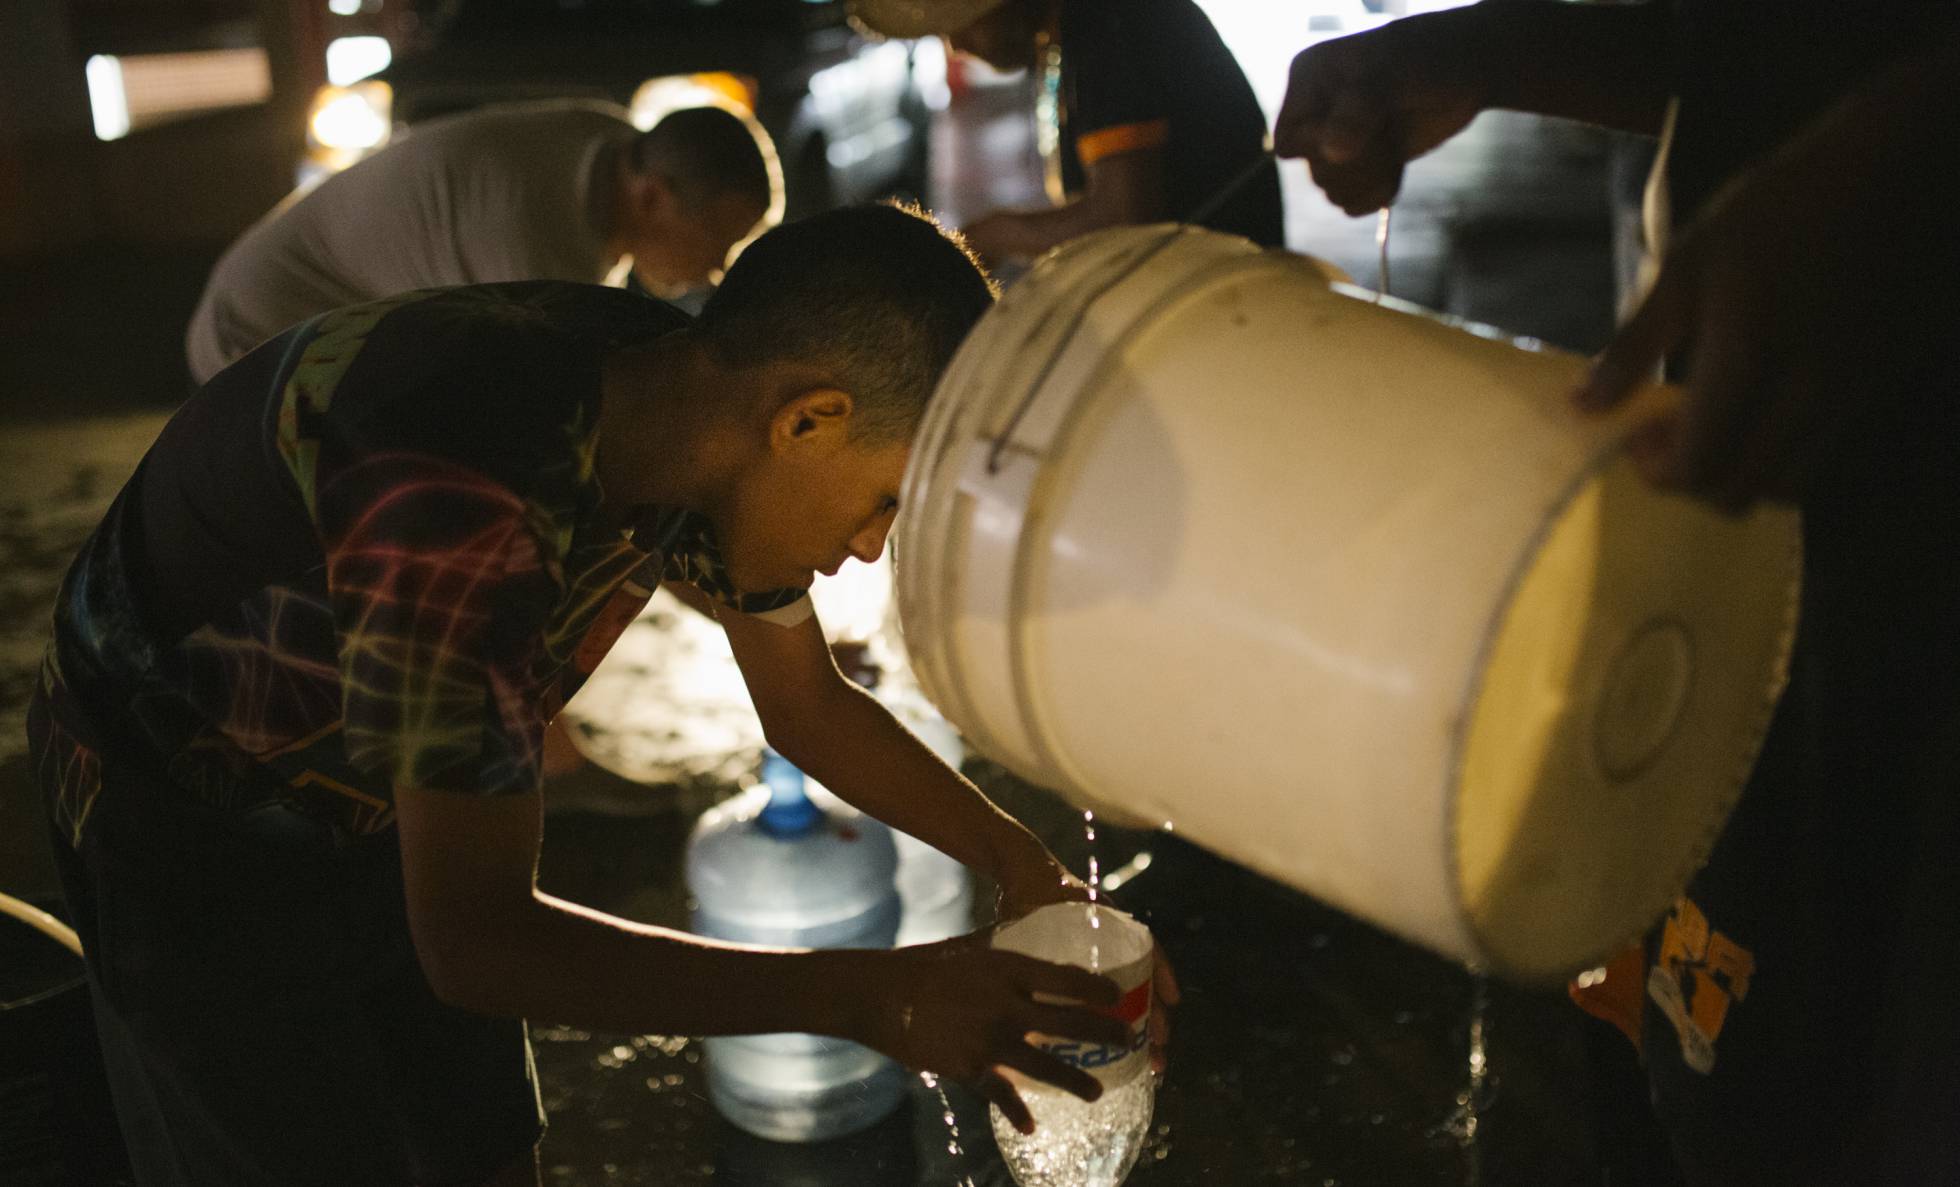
[895,226,1800,984]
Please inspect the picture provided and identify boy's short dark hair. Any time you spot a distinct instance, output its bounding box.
[697,202,998,442]
[629,106,778,216]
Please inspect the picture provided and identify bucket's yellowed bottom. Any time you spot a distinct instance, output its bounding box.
[1454,459,1799,984]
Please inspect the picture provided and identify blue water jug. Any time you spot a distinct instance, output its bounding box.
[685,750,904,1141]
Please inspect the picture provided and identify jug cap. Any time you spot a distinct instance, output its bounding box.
[757,749,822,836]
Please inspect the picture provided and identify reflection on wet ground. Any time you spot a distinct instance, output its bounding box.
[0,414,172,765]
[534,760,1622,1185]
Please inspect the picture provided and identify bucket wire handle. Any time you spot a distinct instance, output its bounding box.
[0,890,83,958]
[983,148,1278,475]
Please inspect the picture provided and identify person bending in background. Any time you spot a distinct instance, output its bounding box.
[34,205,1158,1186]
[186,100,778,384]
[1276,2,1960,1182]
[850,0,1282,263]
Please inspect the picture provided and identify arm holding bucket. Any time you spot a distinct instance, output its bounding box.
[1274,0,1671,215]
[1574,31,1960,510]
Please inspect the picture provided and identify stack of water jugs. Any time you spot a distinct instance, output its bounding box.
[685,686,973,1141]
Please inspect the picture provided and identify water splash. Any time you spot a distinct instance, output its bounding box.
[920,1072,979,1187]
[991,1076,1154,1187]
[1097,851,1152,894]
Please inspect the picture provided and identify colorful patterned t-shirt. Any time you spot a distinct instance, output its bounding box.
[32,282,807,850]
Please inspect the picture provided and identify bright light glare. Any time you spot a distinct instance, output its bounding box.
[85,55,130,141]
[911,37,950,111]
[309,86,391,150]
[325,36,390,86]
[328,0,362,12]
[809,547,896,645]
[628,74,754,130]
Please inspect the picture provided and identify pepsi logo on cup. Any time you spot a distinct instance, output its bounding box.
[992,904,1157,1090]
[1036,978,1151,1073]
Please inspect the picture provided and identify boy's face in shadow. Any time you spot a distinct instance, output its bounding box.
[715,392,909,595]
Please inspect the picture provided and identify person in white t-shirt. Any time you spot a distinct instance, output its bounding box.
[186,100,779,383]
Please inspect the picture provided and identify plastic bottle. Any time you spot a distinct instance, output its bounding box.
[685,749,905,1141]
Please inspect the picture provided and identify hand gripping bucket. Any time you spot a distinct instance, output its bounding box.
[894,226,1800,983]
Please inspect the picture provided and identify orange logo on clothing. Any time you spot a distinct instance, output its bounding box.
[1647,897,1756,1074]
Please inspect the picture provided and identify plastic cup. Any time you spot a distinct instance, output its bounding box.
[989,902,1155,1187]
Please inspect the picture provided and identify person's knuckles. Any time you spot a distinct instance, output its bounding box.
[1034,1005,1127,1047]
[1076,972,1121,1004]
[1305,162,1389,215]
[1015,1056,1094,1100]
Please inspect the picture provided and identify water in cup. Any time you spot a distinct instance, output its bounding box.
[988,902,1156,1187]
[991,1072,1155,1187]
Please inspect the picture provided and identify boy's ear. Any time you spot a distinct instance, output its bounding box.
[771,388,855,448]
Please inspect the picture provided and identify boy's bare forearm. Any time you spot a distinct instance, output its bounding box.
[433,889,887,1042]
[771,678,1052,883]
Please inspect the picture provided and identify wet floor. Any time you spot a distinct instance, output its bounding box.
[528,756,1651,1186]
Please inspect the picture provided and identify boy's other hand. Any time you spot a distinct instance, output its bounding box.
[995,852,1091,923]
[866,937,1129,1134]
[1147,943,1180,1077]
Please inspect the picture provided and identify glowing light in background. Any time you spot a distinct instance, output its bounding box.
[85,55,130,141]
[628,73,759,128]
[911,36,951,112]
[86,48,275,141]
[308,82,392,151]
[326,36,391,86]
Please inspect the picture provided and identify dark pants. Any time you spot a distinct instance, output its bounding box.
[1642,426,1960,1184]
[38,739,543,1187]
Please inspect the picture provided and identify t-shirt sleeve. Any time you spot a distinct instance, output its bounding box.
[660,513,813,627]
[318,452,564,795]
[1066,1,1173,168]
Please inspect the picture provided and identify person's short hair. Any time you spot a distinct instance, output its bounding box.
[629,106,779,217]
[697,202,998,443]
